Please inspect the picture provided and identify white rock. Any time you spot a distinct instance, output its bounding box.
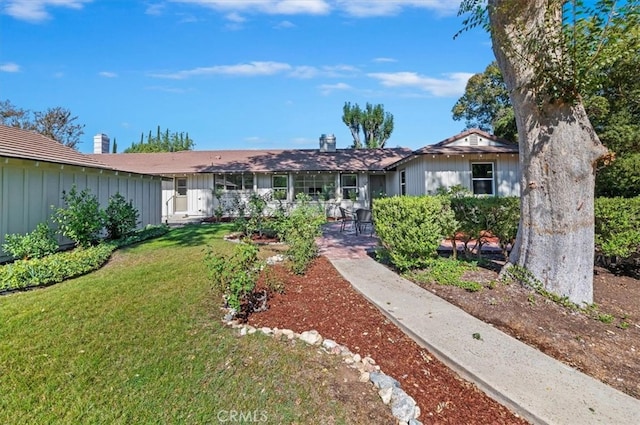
[322,339,338,351]
[261,327,272,335]
[363,356,376,365]
[240,327,248,336]
[378,387,393,404]
[299,330,322,345]
[247,326,257,335]
[353,353,362,363]
[359,372,370,382]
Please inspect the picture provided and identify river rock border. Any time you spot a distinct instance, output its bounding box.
[225,320,423,425]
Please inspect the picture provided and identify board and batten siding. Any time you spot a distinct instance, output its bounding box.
[0,157,162,262]
[401,154,520,197]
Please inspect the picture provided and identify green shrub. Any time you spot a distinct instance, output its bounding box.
[594,197,640,262]
[374,196,455,271]
[204,241,262,311]
[482,197,520,260]
[2,222,58,260]
[51,185,106,247]
[0,225,169,292]
[278,193,325,274]
[0,244,116,291]
[105,193,139,239]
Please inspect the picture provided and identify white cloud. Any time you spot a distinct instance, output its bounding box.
[319,82,352,95]
[3,0,92,23]
[99,71,118,78]
[368,71,474,97]
[274,20,295,29]
[151,61,293,79]
[170,0,459,17]
[0,62,20,72]
[335,0,460,17]
[225,12,246,22]
[145,3,165,16]
[172,0,330,15]
[373,57,397,63]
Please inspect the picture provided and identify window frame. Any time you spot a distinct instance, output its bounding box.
[214,173,254,191]
[399,169,406,196]
[272,174,288,200]
[340,173,358,200]
[293,173,336,200]
[471,162,495,196]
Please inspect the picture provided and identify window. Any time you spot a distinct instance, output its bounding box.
[272,175,288,200]
[293,173,335,200]
[471,162,494,195]
[341,174,358,200]
[176,178,187,196]
[400,169,406,196]
[215,174,254,191]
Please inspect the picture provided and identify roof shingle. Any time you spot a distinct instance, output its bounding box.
[0,125,112,169]
[89,148,413,175]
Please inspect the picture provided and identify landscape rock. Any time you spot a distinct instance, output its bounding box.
[369,371,400,390]
[358,371,370,382]
[378,387,393,404]
[390,387,418,423]
[299,330,322,345]
[260,327,272,335]
[322,338,338,351]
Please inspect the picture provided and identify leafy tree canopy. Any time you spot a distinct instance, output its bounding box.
[342,102,394,148]
[125,126,195,153]
[451,61,517,141]
[0,100,85,150]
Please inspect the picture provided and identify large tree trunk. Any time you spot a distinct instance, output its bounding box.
[489,0,608,305]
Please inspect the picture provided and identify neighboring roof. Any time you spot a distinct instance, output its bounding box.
[414,128,519,155]
[88,147,413,175]
[0,125,111,170]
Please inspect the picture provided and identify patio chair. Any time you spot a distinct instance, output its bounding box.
[355,208,374,236]
[339,207,355,232]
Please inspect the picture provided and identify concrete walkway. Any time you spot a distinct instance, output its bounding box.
[318,222,640,425]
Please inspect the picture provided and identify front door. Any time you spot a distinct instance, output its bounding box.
[369,175,386,202]
[174,178,188,212]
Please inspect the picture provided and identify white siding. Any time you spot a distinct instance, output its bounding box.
[401,154,520,197]
[0,158,161,262]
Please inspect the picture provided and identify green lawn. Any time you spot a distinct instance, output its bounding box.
[0,224,354,424]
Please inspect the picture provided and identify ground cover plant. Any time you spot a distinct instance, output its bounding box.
[0,224,394,424]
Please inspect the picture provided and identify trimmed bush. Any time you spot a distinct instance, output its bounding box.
[0,225,169,292]
[2,222,58,260]
[105,193,139,240]
[51,185,106,247]
[373,196,455,271]
[0,244,115,291]
[594,197,640,262]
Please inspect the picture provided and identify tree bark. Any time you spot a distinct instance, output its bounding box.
[489,0,608,305]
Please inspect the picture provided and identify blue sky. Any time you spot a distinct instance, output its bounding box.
[0,0,495,153]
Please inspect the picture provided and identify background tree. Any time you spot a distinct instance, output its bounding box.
[451,62,517,141]
[458,0,638,305]
[32,107,85,150]
[342,102,394,148]
[0,100,85,149]
[124,125,195,153]
[0,100,31,128]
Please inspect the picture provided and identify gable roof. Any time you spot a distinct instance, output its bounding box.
[414,128,519,155]
[0,125,111,170]
[89,147,412,175]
